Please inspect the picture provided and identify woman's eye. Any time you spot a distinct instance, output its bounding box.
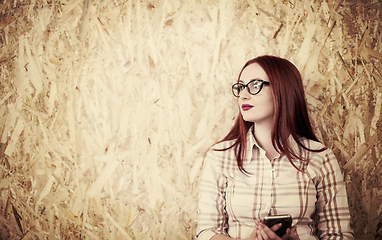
[252,81,261,88]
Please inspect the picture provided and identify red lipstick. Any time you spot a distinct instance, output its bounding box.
[241,104,253,111]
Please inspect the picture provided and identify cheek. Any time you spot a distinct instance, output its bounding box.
[266,96,275,112]
[267,103,275,117]
[270,101,275,112]
[237,98,244,109]
[271,101,276,115]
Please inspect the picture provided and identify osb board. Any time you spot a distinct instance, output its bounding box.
[0,0,381,239]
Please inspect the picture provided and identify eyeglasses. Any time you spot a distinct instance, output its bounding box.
[232,79,270,97]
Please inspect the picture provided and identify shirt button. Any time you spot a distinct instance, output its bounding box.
[272,169,276,179]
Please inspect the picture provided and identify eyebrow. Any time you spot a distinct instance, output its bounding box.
[238,78,265,83]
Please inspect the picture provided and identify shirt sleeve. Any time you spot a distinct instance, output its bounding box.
[315,148,354,240]
[196,149,229,240]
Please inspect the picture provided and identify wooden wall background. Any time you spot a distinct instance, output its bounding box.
[0,0,381,239]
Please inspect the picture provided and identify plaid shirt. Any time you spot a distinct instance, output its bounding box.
[197,127,354,240]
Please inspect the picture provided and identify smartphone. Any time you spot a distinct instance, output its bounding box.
[263,214,292,237]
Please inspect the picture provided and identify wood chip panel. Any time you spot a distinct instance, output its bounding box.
[0,0,381,239]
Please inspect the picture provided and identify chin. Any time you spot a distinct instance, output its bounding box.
[242,115,273,125]
[242,116,255,123]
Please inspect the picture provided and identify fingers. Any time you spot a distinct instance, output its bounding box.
[254,221,267,240]
[252,221,299,240]
[248,225,259,240]
[285,226,299,240]
[258,219,282,234]
[281,226,299,240]
[270,223,282,232]
[254,221,282,240]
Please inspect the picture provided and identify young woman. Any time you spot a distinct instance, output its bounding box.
[196,55,354,240]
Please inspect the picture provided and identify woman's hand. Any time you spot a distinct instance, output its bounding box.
[250,221,300,240]
[283,227,299,240]
[210,223,300,240]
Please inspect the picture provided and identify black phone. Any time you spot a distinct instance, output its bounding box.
[263,214,292,237]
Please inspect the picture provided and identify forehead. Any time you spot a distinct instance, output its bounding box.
[240,63,269,82]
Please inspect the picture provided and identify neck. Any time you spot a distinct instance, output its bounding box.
[253,122,279,160]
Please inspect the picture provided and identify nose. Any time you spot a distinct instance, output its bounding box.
[239,87,251,99]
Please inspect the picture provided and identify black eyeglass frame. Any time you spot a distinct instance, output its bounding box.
[232,79,270,97]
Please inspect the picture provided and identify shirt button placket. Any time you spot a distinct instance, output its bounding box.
[260,157,273,218]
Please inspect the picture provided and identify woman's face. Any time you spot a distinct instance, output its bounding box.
[238,63,274,125]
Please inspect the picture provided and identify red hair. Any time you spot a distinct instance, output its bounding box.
[215,55,325,173]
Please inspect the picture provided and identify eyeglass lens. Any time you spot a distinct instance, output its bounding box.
[232,79,268,97]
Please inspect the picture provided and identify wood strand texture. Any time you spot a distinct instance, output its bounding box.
[0,0,381,239]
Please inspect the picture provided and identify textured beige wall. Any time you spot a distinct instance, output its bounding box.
[0,0,381,239]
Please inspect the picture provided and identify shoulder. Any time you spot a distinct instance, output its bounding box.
[203,139,238,170]
[205,139,236,157]
[301,138,326,150]
[212,139,237,150]
[301,139,342,174]
[300,138,334,158]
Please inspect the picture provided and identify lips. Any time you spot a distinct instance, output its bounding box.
[241,104,253,111]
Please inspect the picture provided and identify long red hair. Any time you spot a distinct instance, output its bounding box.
[215,55,325,173]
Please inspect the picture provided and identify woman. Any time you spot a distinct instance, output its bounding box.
[196,55,354,240]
